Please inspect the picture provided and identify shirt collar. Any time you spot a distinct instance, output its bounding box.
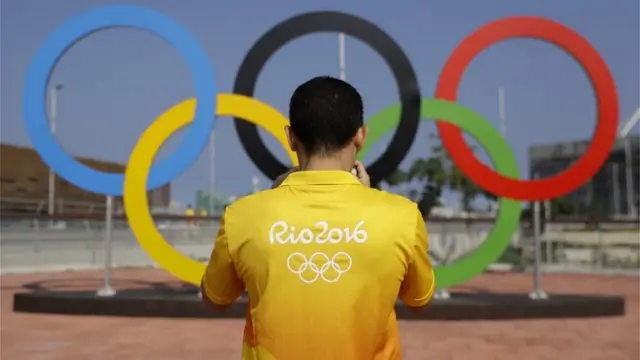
[280,170,361,186]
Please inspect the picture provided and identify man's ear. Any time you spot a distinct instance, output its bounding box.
[354,125,368,151]
[285,126,298,152]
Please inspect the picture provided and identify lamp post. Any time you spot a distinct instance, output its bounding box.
[498,87,506,138]
[619,108,640,217]
[48,84,64,218]
[338,33,346,81]
[209,128,216,215]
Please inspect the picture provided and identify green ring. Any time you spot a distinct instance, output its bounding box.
[359,99,522,289]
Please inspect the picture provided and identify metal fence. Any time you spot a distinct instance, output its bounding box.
[0,197,109,215]
[2,210,638,276]
[1,192,638,306]
[1,214,218,272]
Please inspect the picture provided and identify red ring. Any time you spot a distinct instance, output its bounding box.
[435,16,619,201]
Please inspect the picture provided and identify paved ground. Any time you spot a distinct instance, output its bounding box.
[1,269,638,360]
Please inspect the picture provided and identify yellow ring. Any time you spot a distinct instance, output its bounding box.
[124,93,297,285]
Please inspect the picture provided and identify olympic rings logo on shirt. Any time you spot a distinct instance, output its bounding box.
[22,5,619,289]
[287,252,353,284]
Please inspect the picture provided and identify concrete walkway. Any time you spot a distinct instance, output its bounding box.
[1,269,638,359]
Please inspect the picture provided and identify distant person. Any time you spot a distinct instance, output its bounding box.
[201,76,434,360]
[184,204,195,227]
[198,208,208,227]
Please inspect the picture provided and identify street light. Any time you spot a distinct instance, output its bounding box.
[498,87,506,138]
[338,33,346,81]
[48,84,63,217]
[209,125,216,214]
[619,108,640,217]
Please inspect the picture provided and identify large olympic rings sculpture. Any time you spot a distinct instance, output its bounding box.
[22,5,618,288]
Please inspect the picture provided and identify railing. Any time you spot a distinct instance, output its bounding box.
[0,197,110,216]
[0,214,219,274]
[1,212,638,275]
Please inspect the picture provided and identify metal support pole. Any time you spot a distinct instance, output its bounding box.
[47,86,59,224]
[543,200,551,266]
[433,222,450,299]
[613,163,621,215]
[338,33,346,81]
[529,199,548,300]
[97,196,116,297]
[434,288,451,299]
[252,176,260,193]
[209,130,216,215]
[624,137,636,217]
[498,87,506,137]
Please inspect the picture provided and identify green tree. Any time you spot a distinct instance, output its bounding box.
[552,197,579,216]
[385,133,492,217]
[520,196,580,220]
[385,157,446,217]
[448,166,482,212]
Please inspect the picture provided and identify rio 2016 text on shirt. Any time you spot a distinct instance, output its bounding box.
[269,221,368,245]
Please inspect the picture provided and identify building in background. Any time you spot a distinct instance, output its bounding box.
[194,190,230,216]
[0,143,170,214]
[529,136,640,216]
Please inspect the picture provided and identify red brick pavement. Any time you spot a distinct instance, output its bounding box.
[1,269,638,360]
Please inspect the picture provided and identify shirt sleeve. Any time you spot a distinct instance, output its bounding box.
[398,209,436,307]
[201,211,245,305]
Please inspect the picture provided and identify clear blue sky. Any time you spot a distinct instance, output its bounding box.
[1,0,638,205]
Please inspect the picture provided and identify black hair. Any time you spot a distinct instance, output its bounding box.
[288,76,363,155]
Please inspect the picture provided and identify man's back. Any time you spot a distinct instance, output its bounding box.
[203,171,435,360]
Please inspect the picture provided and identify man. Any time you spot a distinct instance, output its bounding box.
[184,204,195,227]
[201,76,435,360]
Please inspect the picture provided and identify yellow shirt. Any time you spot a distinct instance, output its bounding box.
[184,208,195,216]
[202,171,435,360]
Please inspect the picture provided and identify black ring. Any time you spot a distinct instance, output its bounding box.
[233,11,421,184]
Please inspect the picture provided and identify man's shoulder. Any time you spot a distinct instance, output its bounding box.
[226,186,418,214]
[360,186,418,209]
[224,189,280,214]
[358,188,422,240]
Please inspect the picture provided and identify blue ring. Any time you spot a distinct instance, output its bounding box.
[22,5,216,196]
